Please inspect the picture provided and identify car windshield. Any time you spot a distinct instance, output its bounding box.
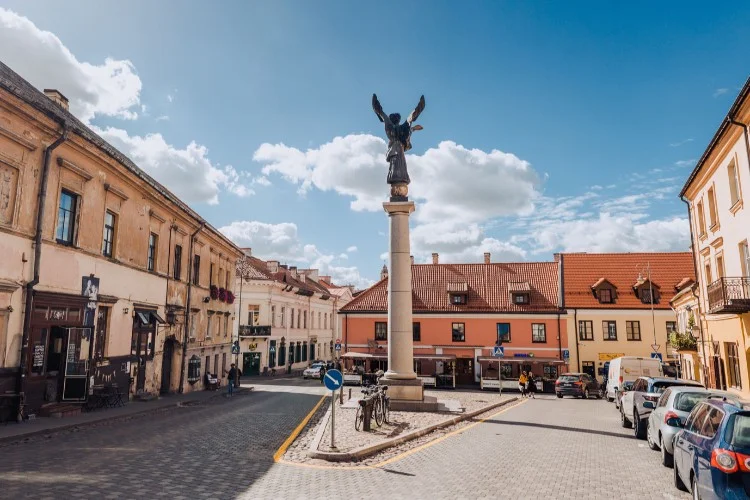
[674,392,709,412]
[558,375,579,383]
[621,381,634,391]
[727,414,750,448]
[652,381,699,394]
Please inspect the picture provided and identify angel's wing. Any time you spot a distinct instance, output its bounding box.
[407,95,426,124]
[372,94,389,124]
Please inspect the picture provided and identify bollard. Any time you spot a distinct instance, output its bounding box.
[348,388,352,401]
[362,397,373,432]
[340,386,344,405]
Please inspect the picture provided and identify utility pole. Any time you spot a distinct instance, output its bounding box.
[235,255,252,386]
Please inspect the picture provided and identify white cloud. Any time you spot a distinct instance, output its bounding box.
[167,94,174,103]
[713,88,729,98]
[95,126,252,205]
[346,246,358,253]
[675,159,696,168]
[155,115,169,122]
[669,138,694,148]
[0,8,142,123]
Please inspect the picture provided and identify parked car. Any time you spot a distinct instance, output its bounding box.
[606,356,663,402]
[303,362,325,379]
[613,380,634,411]
[555,373,602,399]
[645,387,740,468]
[673,398,750,499]
[621,376,703,439]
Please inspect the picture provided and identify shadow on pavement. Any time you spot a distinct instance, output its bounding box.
[483,419,634,440]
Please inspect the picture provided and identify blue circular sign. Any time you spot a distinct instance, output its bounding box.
[323,369,343,391]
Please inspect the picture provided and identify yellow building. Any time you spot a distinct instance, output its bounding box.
[669,284,703,382]
[680,77,750,399]
[559,252,695,382]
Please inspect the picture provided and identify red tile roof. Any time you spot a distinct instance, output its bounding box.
[341,262,560,313]
[561,252,695,310]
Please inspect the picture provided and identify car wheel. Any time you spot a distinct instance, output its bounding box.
[647,422,658,450]
[621,407,632,428]
[584,389,590,399]
[634,410,646,439]
[674,462,687,492]
[556,393,563,399]
[660,435,674,468]
[691,474,700,500]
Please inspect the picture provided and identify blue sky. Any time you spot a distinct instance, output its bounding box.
[2,1,749,287]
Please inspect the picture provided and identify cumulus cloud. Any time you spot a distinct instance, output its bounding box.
[346,246,358,253]
[95,126,252,204]
[713,88,729,98]
[0,8,142,123]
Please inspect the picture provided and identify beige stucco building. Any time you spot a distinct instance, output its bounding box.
[680,77,750,399]
[0,61,240,418]
[559,252,695,382]
[233,251,352,376]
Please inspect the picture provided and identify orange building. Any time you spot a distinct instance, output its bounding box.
[339,254,568,389]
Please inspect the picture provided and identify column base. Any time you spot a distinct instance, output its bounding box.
[380,378,424,402]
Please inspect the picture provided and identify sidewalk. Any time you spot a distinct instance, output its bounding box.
[0,387,250,445]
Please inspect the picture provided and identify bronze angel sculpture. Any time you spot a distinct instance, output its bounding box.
[372,94,425,199]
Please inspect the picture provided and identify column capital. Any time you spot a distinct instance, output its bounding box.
[383,201,416,215]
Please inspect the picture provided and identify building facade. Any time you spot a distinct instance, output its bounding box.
[559,252,695,382]
[0,62,240,417]
[339,253,569,388]
[680,78,750,399]
[233,252,352,377]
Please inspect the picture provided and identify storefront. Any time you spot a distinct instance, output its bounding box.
[477,356,566,393]
[340,352,457,388]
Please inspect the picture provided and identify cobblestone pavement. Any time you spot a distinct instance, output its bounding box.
[0,383,689,499]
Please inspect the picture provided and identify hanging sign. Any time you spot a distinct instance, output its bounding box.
[33,344,45,367]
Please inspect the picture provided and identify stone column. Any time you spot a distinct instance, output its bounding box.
[383,201,417,380]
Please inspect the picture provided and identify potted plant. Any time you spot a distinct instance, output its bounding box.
[210,285,219,300]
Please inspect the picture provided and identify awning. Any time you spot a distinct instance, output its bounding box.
[341,352,373,359]
[135,309,166,325]
[341,352,457,361]
[477,356,566,364]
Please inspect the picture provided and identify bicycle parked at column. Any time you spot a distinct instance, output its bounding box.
[354,384,390,430]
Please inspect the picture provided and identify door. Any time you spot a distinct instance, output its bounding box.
[62,327,91,401]
[243,352,261,376]
[455,358,475,385]
[160,339,175,395]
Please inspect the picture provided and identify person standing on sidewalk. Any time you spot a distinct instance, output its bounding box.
[526,371,537,399]
[225,364,237,397]
[518,371,528,398]
[320,364,327,385]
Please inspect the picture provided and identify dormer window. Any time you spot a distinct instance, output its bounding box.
[634,279,660,304]
[599,288,613,304]
[512,293,529,305]
[447,282,469,306]
[451,293,467,305]
[591,278,617,304]
[508,282,531,306]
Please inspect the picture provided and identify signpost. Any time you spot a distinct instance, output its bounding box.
[562,349,570,362]
[651,344,660,352]
[651,352,663,361]
[324,369,343,450]
[493,346,504,395]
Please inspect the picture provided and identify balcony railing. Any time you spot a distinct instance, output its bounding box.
[239,325,272,337]
[707,277,750,314]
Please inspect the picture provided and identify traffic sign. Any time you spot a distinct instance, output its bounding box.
[651,352,663,361]
[493,346,504,357]
[324,369,343,391]
[335,338,341,344]
[231,342,240,354]
[651,344,660,352]
[562,349,570,361]
[334,343,342,352]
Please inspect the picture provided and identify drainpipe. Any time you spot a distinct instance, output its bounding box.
[680,197,710,388]
[556,312,562,363]
[17,124,67,404]
[178,221,205,393]
[573,308,581,372]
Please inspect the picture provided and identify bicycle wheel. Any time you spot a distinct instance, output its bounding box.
[355,405,363,431]
[373,397,383,426]
[382,396,390,424]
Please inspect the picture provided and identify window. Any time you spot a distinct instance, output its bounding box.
[375,322,387,341]
[102,210,116,257]
[578,320,593,341]
[598,288,613,304]
[302,342,307,362]
[497,323,511,343]
[696,200,707,236]
[222,353,226,377]
[626,321,641,341]
[531,323,546,343]
[303,311,307,329]
[318,312,321,329]
[603,321,617,340]
[205,355,210,375]
[281,307,286,327]
[192,255,201,285]
[657,389,671,408]
[147,233,158,272]
[699,408,724,438]
[512,293,529,305]
[740,241,750,277]
[325,313,328,330]
[704,261,713,286]
[708,187,718,228]
[726,342,743,390]
[543,365,558,380]
[173,245,182,280]
[666,321,677,335]
[640,287,658,304]
[248,305,260,326]
[56,190,78,245]
[309,343,315,361]
[271,306,276,327]
[224,315,229,337]
[728,161,741,206]
[451,293,466,305]
[716,253,725,279]
[297,310,301,329]
[685,403,709,434]
[290,308,295,328]
[451,323,465,342]
[295,343,301,363]
[206,315,212,338]
[275,341,283,367]
[413,322,421,342]
[581,361,595,378]
[94,307,109,361]
[210,263,214,286]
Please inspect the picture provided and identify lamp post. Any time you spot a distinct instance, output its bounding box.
[235,255,253,387]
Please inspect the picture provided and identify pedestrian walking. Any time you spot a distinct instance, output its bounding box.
[320,364,326,385]
[518,371,528,398]
[225,364,237,397]
[527,372,536,399]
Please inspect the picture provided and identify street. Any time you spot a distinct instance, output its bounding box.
[0,379,687,499]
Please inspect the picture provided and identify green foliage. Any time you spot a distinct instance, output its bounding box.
[669,314,697,350]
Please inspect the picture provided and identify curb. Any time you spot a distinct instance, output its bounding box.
[307,396,518,462]
[0,387,254,447]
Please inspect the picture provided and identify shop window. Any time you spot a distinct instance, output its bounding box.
[578,320,593,341]
[309,343,315,361]
[626,321,641,341]
[102,210,116,257]
[173,244,182,280]
[531,323,546,343]
[375,322,387,341]
[56,189,78,245]
[278,342,285,367]
[187,355,201,383]
[451,323,465,342]
[500,364,513,379]
[302,342,308,362]
[582,361,595,378]
[726,342,743,390]
[413,322,421,342]
[603,321,617,341]
[543,365,558,380]
[147,233,158,272]
[269,340,277,368]
[94,307,109,360]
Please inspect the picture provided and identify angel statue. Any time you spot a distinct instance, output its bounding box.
[372,94,425,200]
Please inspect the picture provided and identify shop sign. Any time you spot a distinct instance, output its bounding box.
[33,344,45,367]
[598,353,624,361]
[247,343,258,351]
[513,353,535,358]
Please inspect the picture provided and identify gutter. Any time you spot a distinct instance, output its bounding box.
[178,221,205,393]
[17,124,67,406]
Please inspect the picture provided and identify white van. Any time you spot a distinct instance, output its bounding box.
[605,356,663,402]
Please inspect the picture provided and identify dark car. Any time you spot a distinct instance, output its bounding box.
[555,373,601,399]
[673,398,750,499]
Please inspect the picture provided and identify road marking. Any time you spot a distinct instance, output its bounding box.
[276,398,527,470]
[273,395,326,462]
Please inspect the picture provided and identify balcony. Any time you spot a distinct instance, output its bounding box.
[239,325,271,337]
[707,277,750,314]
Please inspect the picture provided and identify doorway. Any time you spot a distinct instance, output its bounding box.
[160,338,176,395]
[455,358,475,385]
[243,352,261,376]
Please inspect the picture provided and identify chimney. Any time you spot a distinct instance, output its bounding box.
[484,252,491,264]
[289,266,298,279]
[381,264,389,281]
[432,253,439,265]
[44,89,69,111]
[241,247,252,257]
[266,260,279,273]
[320,275,332,283]
[304,268,319,281]
[410,255,414,265]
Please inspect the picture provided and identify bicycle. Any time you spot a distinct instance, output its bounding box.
[354,384,389,430]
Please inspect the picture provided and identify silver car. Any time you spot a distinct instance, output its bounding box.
[644,387,739,468]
